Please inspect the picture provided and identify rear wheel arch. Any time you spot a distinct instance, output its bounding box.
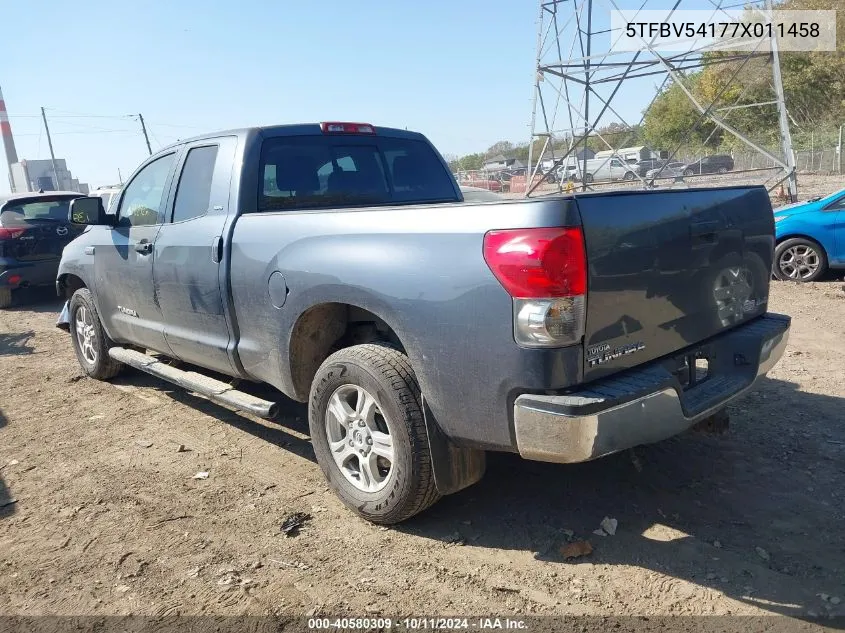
[287,302,408,402]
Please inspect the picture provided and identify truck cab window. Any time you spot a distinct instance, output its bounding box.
[172,145,219,223]
[117,153,176,227]
[258,135,457,211]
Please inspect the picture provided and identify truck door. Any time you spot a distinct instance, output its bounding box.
[152,137,238,374]
[93,151,180,353]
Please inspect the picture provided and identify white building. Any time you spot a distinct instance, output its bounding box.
[10,158,89,194]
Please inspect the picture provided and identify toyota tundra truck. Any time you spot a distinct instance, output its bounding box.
[56,122,790,524]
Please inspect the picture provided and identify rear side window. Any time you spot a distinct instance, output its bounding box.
[0,197,77,225]
[172,145,219,223]
[258,135,457,211]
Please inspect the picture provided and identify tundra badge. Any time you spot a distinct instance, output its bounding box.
[586,341,646,367]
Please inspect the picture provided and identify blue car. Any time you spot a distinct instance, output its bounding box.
[773,186,845,281]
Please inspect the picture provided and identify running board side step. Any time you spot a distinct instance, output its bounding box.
[108,347,279,419]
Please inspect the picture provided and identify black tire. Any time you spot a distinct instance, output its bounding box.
[623,171,635,181]
[683,169,694,177]
[309,343,440,524]
[584,173,594,184]
[69,288,123,380]
[717,166,728,174]
[0,288,11,309]
[773,237,828,282]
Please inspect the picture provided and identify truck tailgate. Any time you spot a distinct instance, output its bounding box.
[577,186,774,381]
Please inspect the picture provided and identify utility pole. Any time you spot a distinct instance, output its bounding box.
[838,125,842,175]
[40,107,61,190]
[137,113,152,155]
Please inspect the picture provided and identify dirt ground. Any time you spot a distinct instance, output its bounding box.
[1,277,844,626]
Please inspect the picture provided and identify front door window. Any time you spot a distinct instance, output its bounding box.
[116,154,177,227]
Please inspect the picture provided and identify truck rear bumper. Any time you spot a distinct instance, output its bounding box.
[513,313,790,464]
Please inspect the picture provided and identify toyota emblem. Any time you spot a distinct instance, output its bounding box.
[56,226,69,236]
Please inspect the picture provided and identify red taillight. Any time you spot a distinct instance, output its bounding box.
[0,227,26,240]
[8,274,21,285]
[320,122,376,134]
[483,227,586,298]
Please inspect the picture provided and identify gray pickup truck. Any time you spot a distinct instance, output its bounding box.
[57,122,790,524]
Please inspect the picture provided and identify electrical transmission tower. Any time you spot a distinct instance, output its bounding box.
[525,0,798,201]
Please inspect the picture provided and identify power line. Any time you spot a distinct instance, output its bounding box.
[43,108,131,120]
[7,114,206,130]
[146,125,164,149]
[49,118,136,132]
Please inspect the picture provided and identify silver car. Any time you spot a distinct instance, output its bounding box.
[645,162,686,180]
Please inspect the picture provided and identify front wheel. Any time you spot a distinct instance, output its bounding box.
[583,173,594,184]
[309,343,441,524]
[683,169,694,177]
[69,288,123,379]
[773,238,828,282]
[717,166,728,174]
[623,171,635,181]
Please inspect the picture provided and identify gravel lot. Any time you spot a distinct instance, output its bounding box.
[1,278,844,627]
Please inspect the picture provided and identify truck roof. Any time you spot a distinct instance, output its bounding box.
[159,123,427,153]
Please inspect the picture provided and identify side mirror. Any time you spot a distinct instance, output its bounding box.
[69,197,110,226]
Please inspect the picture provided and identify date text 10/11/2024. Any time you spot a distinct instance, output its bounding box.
[307,617,529,630]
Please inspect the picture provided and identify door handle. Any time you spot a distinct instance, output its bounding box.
[135,240,153,255]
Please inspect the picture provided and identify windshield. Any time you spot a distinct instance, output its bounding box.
[258,135,459,211]
[0,196,78,225]
[820,186,845,204]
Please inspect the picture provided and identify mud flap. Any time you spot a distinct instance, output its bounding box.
[422,396,486,496]
[56,300,70,332]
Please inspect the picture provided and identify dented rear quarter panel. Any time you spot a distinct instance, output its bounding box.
[229,198,583,451]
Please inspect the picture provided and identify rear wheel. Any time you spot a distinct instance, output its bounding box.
[584,173,594,184]
[683,169,694,177]
[309,343,440,524]
[69,288,123,379]
[717,166,728,174]
[623,171,636,181]
[774,238,828,282]
[0,288,11,309]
